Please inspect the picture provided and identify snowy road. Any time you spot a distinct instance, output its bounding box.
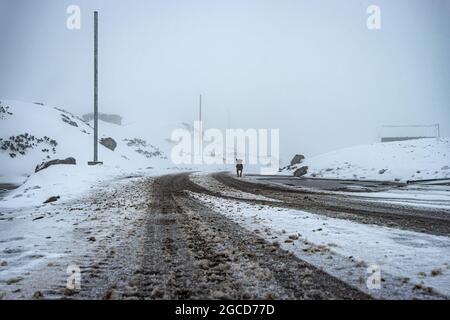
[212,173,450,236]
[115,173,367,300]
[0,172,449,299]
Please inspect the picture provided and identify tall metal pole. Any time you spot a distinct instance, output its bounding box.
[93,11,99,162]
[199,94,203,162]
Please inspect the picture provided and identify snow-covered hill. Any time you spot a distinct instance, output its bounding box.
[285,138,450,182]
[0,100,170,185]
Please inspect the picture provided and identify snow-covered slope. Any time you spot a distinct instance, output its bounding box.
[0,100,170,185]
[286,138,450,182]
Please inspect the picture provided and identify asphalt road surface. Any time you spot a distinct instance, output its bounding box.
[78,173,370,300]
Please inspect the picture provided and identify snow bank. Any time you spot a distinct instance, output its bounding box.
[286,138,450,182]
[1,165,128,208]
[0,174,149,299]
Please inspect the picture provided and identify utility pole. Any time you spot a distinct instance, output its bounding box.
[89,11,102,165]
[199,94,203,163]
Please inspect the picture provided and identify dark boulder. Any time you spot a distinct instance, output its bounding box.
[290,154,305,166]
[35,157,76,173]
[294,166,309,177]
[100,137,117,151]
[43,196,60,204]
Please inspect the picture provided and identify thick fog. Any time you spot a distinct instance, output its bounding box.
[0,0,449,162]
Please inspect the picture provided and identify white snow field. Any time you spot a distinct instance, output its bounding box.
[286,138,450,182]
[0,100,171,186]
[190,192,450,300]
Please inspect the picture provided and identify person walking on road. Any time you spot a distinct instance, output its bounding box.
[236,159,243,178]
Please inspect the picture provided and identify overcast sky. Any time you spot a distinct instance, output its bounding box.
[0,0,449,161]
